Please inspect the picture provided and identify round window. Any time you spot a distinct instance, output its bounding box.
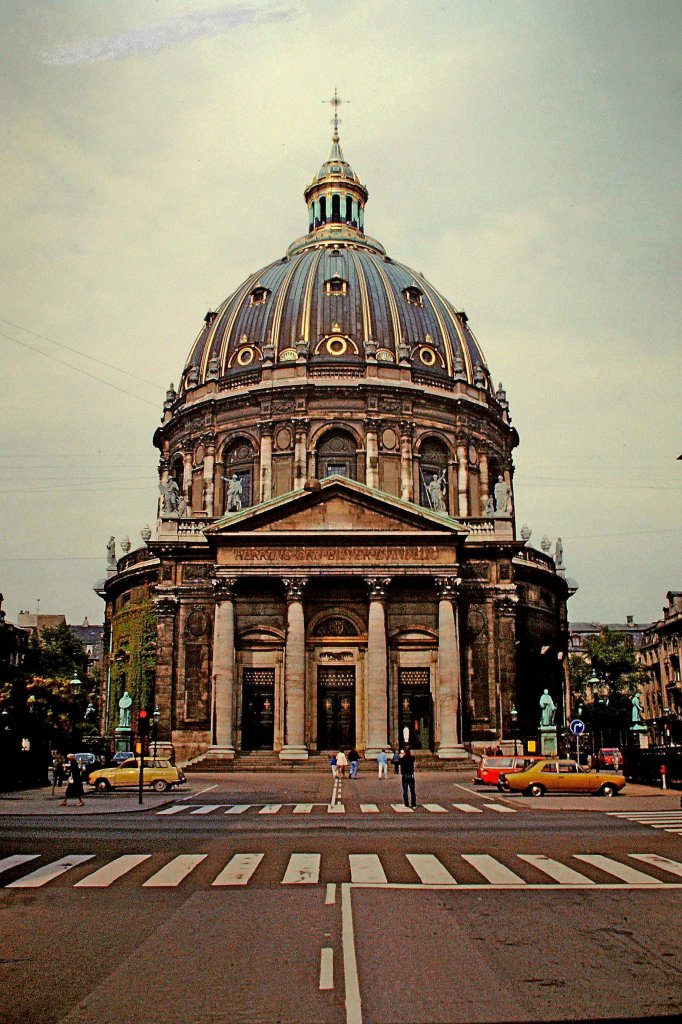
[237,347,255,366]
[326,336,348,356]
[418,346,437,367]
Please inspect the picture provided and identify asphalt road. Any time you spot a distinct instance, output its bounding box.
[1,774,681,1024]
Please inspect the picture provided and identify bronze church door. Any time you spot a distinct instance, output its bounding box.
[317,666,355,750]
[241,669,275,750]
[398,668,433,751]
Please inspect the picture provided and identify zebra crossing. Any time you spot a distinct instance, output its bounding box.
[608,810,682,835]
[2,850,682,891]
[157,801,517,817]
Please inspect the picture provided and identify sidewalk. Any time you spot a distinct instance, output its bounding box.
[0,786,174,815]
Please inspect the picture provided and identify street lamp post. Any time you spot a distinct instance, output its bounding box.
[153,704,161,759]
[510,704,519,755]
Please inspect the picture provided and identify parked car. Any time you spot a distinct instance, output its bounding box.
[88,758,187,793]
[475,754,544,786]
[596,747,623,770]
[110,750,135,766]
[499,758,626,797]
[73,752,100,779]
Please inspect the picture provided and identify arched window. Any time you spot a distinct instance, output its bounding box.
[419,438,449,513]
[319,196,327,224]
[222,440,254,512]
[345,196,353,222]
[331,194,341,223]
[317,430,358,480]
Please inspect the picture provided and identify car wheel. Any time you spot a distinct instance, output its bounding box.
[95,779,111,792]
[497,781,509,792]
[526,783,545,797]
[152,779,170,793]
[599,783,617,797]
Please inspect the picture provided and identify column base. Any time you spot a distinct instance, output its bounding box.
[279,745,309,761]
[437,745,469,760]
[364,746,388,759]
[205,744,235,759]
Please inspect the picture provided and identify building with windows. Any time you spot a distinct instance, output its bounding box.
[97,126,572,765]
[638,592,682,745]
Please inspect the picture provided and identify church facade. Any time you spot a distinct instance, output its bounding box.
[98,125,572,765]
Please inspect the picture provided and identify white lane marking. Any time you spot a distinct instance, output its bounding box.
[451,781,486,798]
[283,853,321,885]
[517,854,595,885]
[342,884,363,1024]
[325,882,337,905]
[629,854,682,878]
[319,947,334,991]
[462,854,526,885]
[178,783,218,801]
[293,803,314,814]
[190,805,222,815]
[157,805,187,815]
[142,854,207,887]
[406,853,457,885]
[484,803,517,814]
[453,803,482,813]
[349,881,682,891]
[6,855,94,888]
[391,803,413,813]
[573,854,663,885]
[360,804,379,813]
[328,803,345,814]
[224,804,251,814]
[212,853,264,886]
[609,812,682,818]
[349,854,387,884]
[75,855,152,888]
[423,803,447,813]
[0,855,40,876]
[259,804,282,814]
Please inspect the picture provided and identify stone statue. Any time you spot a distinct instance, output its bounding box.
[483,496,495,517]
[427,470,447,513]
[541,535,552,554]
[118,690,132,729]
[223,474,243,512]
[106,536,116,568]
[631,692,643,724]
[539,688,556,727]
[554,537,564,567]
[494,475,511,514]
[159,477,180,514]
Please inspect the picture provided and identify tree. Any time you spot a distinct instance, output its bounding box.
[570,628,648,748]
[31,622,88,680]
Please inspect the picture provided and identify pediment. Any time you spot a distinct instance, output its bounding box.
[205,476,468,539]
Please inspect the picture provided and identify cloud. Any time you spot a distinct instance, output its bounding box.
[41,3,299,65]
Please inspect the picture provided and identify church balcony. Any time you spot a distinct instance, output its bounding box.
[460,517,513,541]
[157,516,215,541]
[117,547,159,572]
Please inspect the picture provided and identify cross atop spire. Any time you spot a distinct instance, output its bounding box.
[323,88,348,142]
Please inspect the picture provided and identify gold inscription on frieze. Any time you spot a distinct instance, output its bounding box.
[219,544,451,565]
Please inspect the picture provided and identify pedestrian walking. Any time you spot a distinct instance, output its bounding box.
[335,750,348,778]
[377,748,388,779]
[330,753,337,778]
[348,748,359,779]
[391,748,401,775]
[399,745,417,808]
[59,754,85,807]
[51,753,66,794]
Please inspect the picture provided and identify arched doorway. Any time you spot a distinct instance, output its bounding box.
[316,430,358,480]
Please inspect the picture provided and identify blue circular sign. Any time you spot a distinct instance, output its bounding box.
[569,719,585,735]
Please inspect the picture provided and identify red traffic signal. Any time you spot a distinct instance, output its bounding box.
[137,709,150,736]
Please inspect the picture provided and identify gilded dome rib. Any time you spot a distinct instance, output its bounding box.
[419,278,475,382]
[209,268,264,380]
[366,253,402,352]
[348,249,372,342]
[271,252,308,357]
[300,248,324,343]
[416,277,455,377]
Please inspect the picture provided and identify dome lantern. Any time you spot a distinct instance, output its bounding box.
[304,90,368,238]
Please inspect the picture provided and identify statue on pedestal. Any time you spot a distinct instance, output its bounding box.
[427,470,447,513]
[631,692,644,725]
[118,690,132,729]
[223,474,243,512]
[494,475,511,514]
[539,688,556,727]
[106,536,116,568]
[554,537,564,568]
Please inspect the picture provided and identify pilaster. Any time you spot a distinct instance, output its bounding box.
[280,577,309,759]
[434,576,467,758]
[365,576,391,756]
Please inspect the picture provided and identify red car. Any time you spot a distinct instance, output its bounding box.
[596,748,623,770]
[475,755,543,786]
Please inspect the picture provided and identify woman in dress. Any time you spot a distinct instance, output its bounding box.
[59,754,85,807]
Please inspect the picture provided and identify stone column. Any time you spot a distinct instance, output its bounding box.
[152,591,178,756]
[182,452,193,501]
[495,592,518,739]
[203,437,215,516]
[365,420,380,490]
[293,421,308,490]
[479,452,489,513]
[456,444,469,517]
[365,577,391,756]
[208,577,238,756]
[280,577,309,759]
[435,576,467,759]
[259,427,273,503]
[399,421,414,502]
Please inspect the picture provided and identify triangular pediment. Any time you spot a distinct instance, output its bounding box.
[205,476,468,538]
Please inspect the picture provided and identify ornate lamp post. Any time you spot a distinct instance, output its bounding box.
[510,703,519,755]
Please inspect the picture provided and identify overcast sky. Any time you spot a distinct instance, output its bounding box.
[1,0,680,627]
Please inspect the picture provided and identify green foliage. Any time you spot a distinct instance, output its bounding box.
[33,623,88,680]
[583,628,638,681]
[110,603,157,724]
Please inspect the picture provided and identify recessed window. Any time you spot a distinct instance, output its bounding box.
[325,276,348,296]
[403,286,424,307]
[249,287,270,306]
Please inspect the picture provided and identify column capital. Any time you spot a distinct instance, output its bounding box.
[291,417,309,433]
[365,576,392,601]
[495,588,518,616]
[434,576,461,600]
[260,421,274,436]
[211,576,239,602]
[283,577,308,601]
[200,431,216,450]
[153,591,179,618]
[399,420,415,438]
[366,418,381,433]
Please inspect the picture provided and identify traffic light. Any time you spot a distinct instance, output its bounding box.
[137,708,150,737]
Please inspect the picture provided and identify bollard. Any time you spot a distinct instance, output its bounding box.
[660,764,667,790]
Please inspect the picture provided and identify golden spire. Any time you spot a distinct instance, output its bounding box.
[322,87,348,143]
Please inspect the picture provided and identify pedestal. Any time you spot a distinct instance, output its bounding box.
[630,725,649,749]
[114,727,132,752]
[539,726,558,756]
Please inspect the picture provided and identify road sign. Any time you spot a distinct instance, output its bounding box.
[569,719,585,735]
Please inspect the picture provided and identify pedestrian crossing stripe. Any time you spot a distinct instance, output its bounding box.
[3,851,682,890]
[155,801,518,817]
[608,811,682,834]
